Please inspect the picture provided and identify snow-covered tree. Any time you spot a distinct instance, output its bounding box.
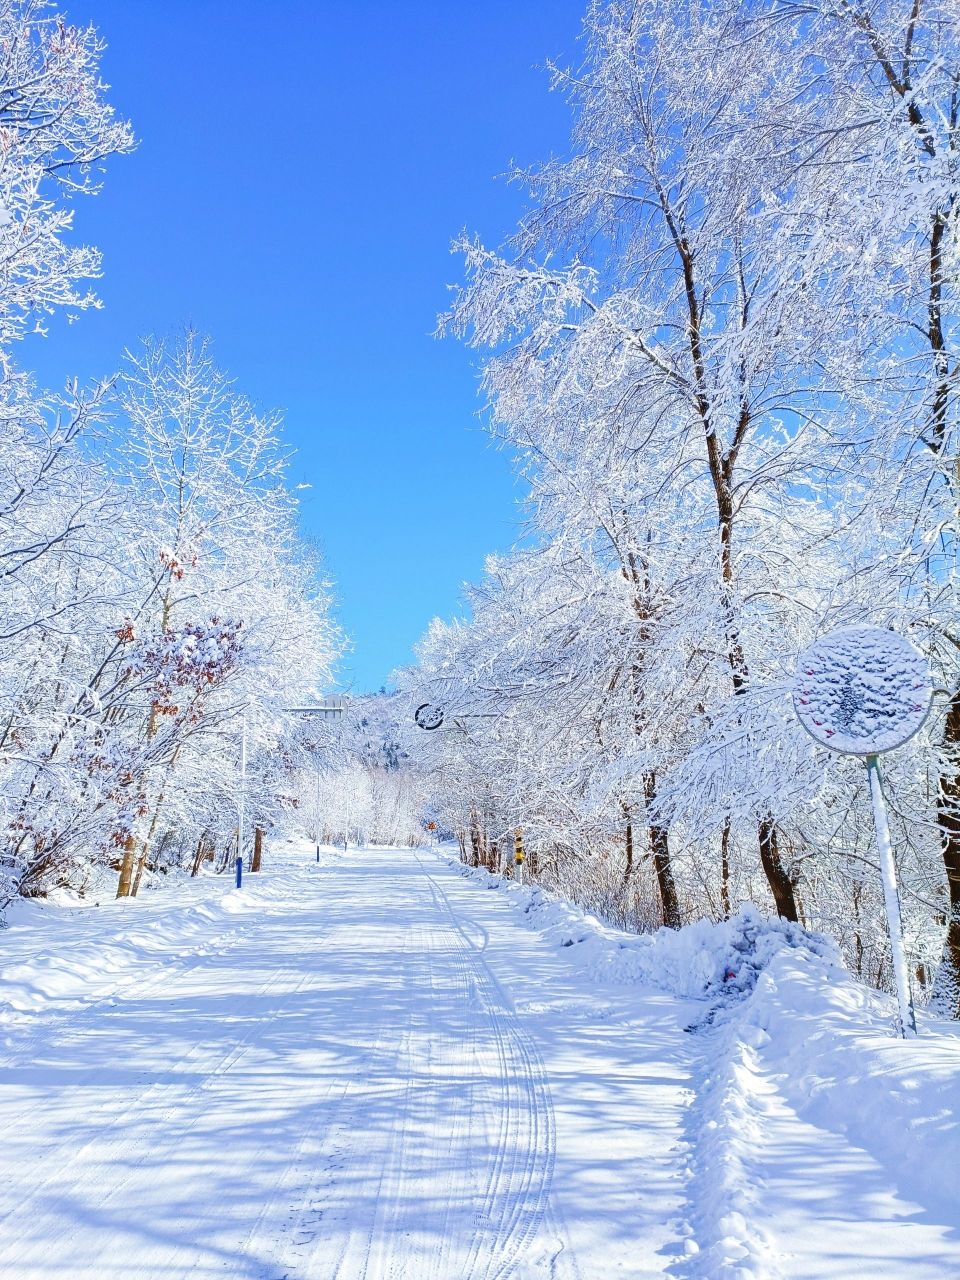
[2,335,339,900]
[301,692,429,851]
[0,0,134,356]
[407,0,960,1013]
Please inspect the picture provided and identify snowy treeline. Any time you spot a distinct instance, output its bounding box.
[404,1,960,1014]
[300,694,430,850]
[0,4,338,903]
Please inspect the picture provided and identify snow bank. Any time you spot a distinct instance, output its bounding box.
[1,891,236,1031]
[743,948,960,1220]
[684,949,960,1275]
[0,841,330,1044]
[451,857,839,1001]
[449,853,960,1273]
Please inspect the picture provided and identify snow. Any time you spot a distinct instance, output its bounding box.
[451,858,840,999]
[1,841,959,1278]
[454,860,960,1277]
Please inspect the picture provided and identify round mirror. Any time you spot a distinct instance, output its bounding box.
[793,625,931,755]
[414,703,445,732]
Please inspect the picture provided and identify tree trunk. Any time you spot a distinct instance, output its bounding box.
[933,691,960,1016]
[758,818,798,922]
[131,845,149,897]
[673,218,802,926]
[131,793,168,897]
[252,826,263,872]
[190,837,208,877]
[644,773,680,928]
[623,806,634,881]
[116,833,137,899]
[720,819,731,919]
[469,814,482,868]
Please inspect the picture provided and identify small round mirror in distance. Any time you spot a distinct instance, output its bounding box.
[414,703,445,732]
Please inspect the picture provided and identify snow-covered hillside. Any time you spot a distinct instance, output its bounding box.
[2,841,957,1278]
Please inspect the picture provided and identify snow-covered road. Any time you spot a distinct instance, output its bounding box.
[0,844,695,1278]
[2,842,959,1278]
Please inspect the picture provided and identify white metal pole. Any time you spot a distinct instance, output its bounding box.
[238,713,247,871]
[866,754,917,1037]
[320,762,327,865]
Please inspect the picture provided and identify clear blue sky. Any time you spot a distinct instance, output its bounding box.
[22,1,585,692]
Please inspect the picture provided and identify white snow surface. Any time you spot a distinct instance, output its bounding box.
[1,840,958,1279]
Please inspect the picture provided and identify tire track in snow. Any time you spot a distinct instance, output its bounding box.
[255,897,475,1280]
[235,906,427,1280]
[361,917,442,1280]
[253,850,572,1280]
[2,847,584,1278]
[236,1007,395,1280]
[417,856,575,1280]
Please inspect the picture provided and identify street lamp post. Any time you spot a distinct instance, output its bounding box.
[286,699,346,862]
[233,698,345,879]
[237,711,247,886]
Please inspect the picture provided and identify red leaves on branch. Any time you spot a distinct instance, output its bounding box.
[125,617,244,707]
[159,548,199,582]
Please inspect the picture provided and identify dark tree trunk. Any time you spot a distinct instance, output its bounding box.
[758,818,799,922]
[469,814,482,868]
[934,691,960,1016]
[720,819,731,919]
[671,209,802,927]
[190,837,209,877]
[644,773,680,928]
[252,826,263,873]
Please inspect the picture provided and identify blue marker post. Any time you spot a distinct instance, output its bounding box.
[235,856,242,889]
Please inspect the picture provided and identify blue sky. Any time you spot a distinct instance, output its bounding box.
[23,0,585,692]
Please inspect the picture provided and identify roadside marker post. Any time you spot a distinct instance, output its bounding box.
[793,625,932,1038]
[235,856,242,889]
[514,829,525,886]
